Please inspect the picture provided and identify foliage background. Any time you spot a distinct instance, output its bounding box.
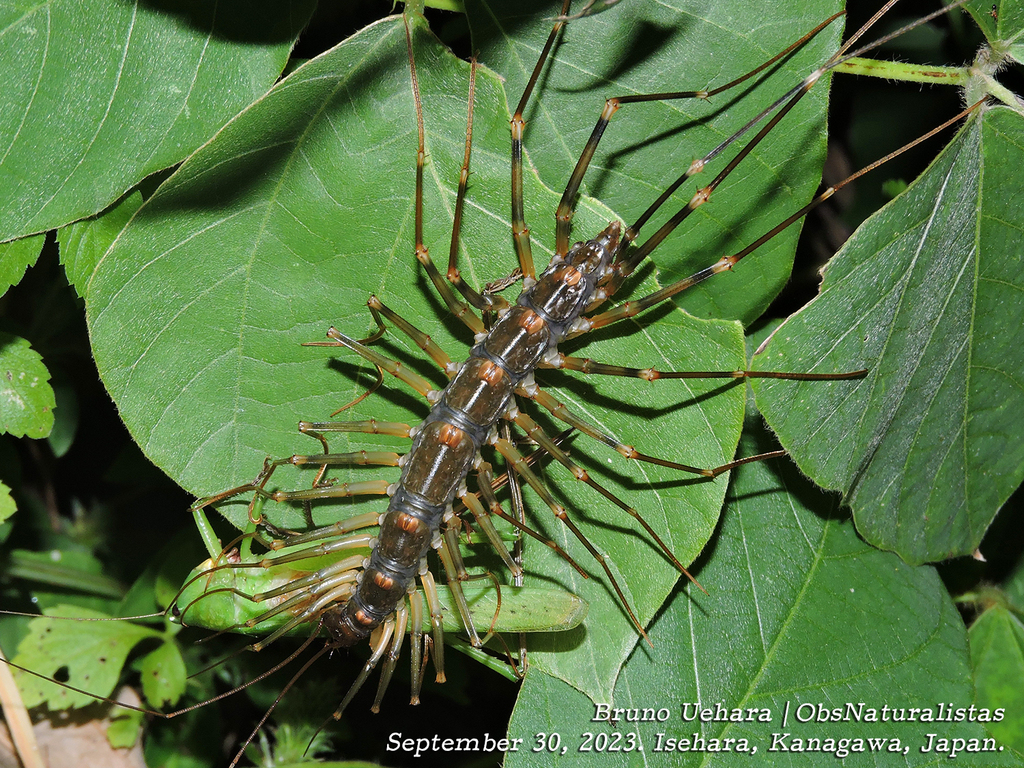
[0,0,1022,766]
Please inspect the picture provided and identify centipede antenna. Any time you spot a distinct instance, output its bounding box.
[404,14,487,335]
[232,642,334,768]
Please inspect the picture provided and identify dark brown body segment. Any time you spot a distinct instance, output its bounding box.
[328,222,622,645]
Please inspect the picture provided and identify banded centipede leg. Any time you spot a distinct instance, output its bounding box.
[263,511,380,549]
[585,3,965,306]
[408,589,425,704]
[252,583,359,651]
[473,458,589,579]
[570,100,984,337]
[444,58,509,313]
[298,419,412,451]
[500,419,531,674]
[193,450,397,529]
[458,483,521,576]
[551,12,845,258]
[492,434,650,642]
[507,408,703,590]
[507,0,573,280]
[261,477,391,505]
[306,327,438,399]
[362,294,459,376]
[333,616,396,721]
[520,378,776,479]
[542,351,867,383]
[419,567,446,683]
[403,16,486,335]
[435,526,482,647]
[178,543,371,619]
[372,603,409,713]
[293,418,411,489]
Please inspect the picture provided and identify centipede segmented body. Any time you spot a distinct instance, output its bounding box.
[326,222,623,647]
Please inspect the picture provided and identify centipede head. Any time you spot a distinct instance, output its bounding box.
[321,605,364,649]
[566,220,620,274]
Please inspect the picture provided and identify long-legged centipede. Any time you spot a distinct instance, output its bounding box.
[1,0,1019,764]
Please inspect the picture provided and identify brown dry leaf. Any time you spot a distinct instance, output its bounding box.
[0,688,145,768]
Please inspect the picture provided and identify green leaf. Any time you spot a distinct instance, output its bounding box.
[509,425,1014,767]
[72,0,1009,747]
[1004,558,1024,613]
[58,191,143,299]
[12,606,160,710]
[753,106,1024,565]
[966,0,1024,62]
[970,606,1024,753]
[5,549,126,601]
[46,377,78,458]
[0,481,13,524]
[135,639,186,709]
[0,0,316,240]
[0,332,55,439]
[106,706,144,749]
[0,234,44,298]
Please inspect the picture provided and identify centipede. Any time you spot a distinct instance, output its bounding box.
[2,0,1013,765]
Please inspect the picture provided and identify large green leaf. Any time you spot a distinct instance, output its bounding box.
[0,0,315,241]
[58,191,143,299]
[5,0,1021,764]
[0,234,44,297]
[78,0,993,743]
[508,424,1019,767]
[752,105,1024,565]
[12,606,162,710]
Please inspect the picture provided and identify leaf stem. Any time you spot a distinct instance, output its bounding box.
[834,56,970,86]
